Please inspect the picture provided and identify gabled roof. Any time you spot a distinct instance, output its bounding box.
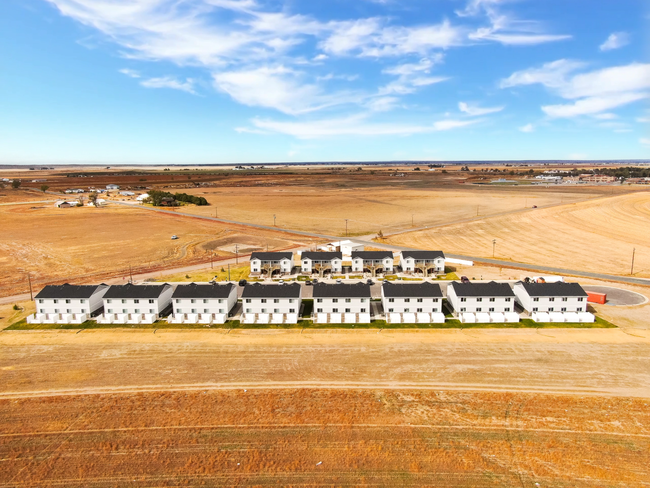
[313,282,371,298]
[103,283,172,299]
[35,283,108,300]
[172,282,236,299]
[517,282,588,297]
[241,283,301,298]
[301,251,342,261]
[250,252,293,261]
[382,282,443,298]
[449,281,514,297]
[401,250,445,260]
[352,251,393,260]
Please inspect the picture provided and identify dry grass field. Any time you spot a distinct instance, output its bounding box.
[1,389,648,487]
[387,191,650,277]
[177,185,603,236]
[0,204,308,297]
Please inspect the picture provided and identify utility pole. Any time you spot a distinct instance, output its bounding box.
[27,273,33,301]
[235,244,238,264]
[273,214,276,226]
[345,219,349,237]
[492,239,496,258]
[215,207,218,218]
[411,214,414,227]
[631,248,636,275]
[476,205,479,216]
[210,252,214,269]
[228,263,231,282]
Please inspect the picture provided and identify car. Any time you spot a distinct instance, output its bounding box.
[238,279,247,286]
[366,279,374,285]
[460,276,470,283]
[171,235,178,240]
[532,205,538,208]
[336,279,342,284]
[312,278,318,283]
[305,280,312,286]
[278,279,284,284]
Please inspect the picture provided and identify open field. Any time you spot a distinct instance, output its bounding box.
[387,192,650,278]
[176,184,607,236]
[1,389,649,487]
[0,204,310,297]
[0,189,58,204]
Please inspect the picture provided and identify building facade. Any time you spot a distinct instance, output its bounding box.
[28,284,109,323]
[447,281,516,315]
[249,252,294,275]
[381,282,443,313]
[241,283,302,315]
[351,251,394,274]
[102,284,173,317]
[170,283,238,324]
[300,252,343,275]
[513,282,588,313]
[399,250,445,276]
[313,283,371,314]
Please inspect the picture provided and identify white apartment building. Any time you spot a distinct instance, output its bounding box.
[169,282,238,325]
[28,284,109,324]
[300,252,343,275]
[249,252,294,275]
[351,251,394,274]
[447,281,519,323]
[99,283,173,324]
[381,281,445,324]
[241,283,302,325]
[313,283,372,324]
[513,281,593,323]
[399,250,445,276]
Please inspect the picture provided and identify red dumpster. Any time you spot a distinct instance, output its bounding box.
[587,292,606,304]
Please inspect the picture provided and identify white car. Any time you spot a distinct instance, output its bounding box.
[171,235,178,240]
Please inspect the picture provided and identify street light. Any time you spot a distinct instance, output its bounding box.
[492,239,496,258]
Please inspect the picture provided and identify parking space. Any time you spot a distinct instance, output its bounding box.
[583,286,647,306]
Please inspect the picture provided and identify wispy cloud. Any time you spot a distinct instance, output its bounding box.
[518,123,534,132]
[599,32,630,51]
[458,101,504,116]
[119,68,140,78]
[640,138,650,146]
[140,76,197,94]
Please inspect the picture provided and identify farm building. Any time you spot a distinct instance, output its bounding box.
[381,282,445,324]
[447,281,519,324]
[317,239,364,257]
[300,251,343,276]
[513,281,593,323]
[98,283,173,325]
[54,200,77,208]
[249,252,294,276]
[351,251,394,275]
[169,282,238,325]
[106,184,120,190]
[399,250,445,276]
[27,284,109,325]
[313,282,371,324]
[241,283,301,325]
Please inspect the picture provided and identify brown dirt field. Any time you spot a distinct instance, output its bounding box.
[387,192,650,277]
[1,389,648,487]
[0,189,58,204]
[175,185,604,236]
[0,205,308,297]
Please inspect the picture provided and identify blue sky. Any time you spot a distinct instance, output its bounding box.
[0,0,648,164]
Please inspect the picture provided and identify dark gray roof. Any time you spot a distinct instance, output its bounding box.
[518,282,588,297]
[241,283,301,298]
[352,251,393,260]
[172,282,236,299]
[313,282,371,298]
[35,284,108,300]
[401,250,445,260]
[301,251,342,261]
[103,283,172,299]
[449,281,514,297]
[382,282,443,298]
[250,252,293,261]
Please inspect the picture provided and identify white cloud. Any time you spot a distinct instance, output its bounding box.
[247,115,479,139]
[502,61,650,118]
[640,138,650,146]
[380,57,448,95]
[365,96,401,112]
[119,68,140,78]
[599,32,630,51]
[518,123,534,133]
[637,117,650,123]
[140,76,197,94]
[458,101,504,116]
[592,113,618,120]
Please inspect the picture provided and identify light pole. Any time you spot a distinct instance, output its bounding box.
[273,214,276,226]
[215,207,218,218]
[631,248,636,275]
[492,239,496,258]
[345,219,349,237]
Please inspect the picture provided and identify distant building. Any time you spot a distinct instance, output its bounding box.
[106,184,120,190]
[99,283,173,325]
[513,281,593,323]
[169,282,238,325]
[399,250,445,276]
[27,284,109,325]
[250,252,294,276]
[447,281,519,324]
[241,283,301,325]
[579,174,616,183]
[300,252,342,275]
[351,251,394,275]
[313,282,371,324]
[381,282,445,324]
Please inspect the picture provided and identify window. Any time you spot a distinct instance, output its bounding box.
[135,309,140,313]
[505,308,510,312]
[191,309,197,314]
[360,308,366,313]
[388,308,394,313]
[477,298,482,302]
[107,309,113,313]
[219,309,224,313]
[274,299,279,303]
[460,307,466,312]
[53,299,58,304]
[317,298,322,303]
[176,299,181,304]
[505,298,511,302]
[205,299,209,304]
[433,298,439,303]
[40,309,45,313]
[578,307,583,312]
[533,298,539,302]
[245,299,251,303]
[460,298,466,302]
[345,298,351,303]
[289,299,294,303]
[317,308,323,313]
[489,307,494,312]
[532,307,538,312]
[39,299,44,304]
[191,299,195,304]
[476,307,482,312]
[489,298,495,302]
[417,308,423,313]
[134,299,139,304]
[261,308,267,313]
[122,309,127,313]
[578,297,584,302]
[66,308,71,313]
[548,307,554,312]
[345,308,351,313]
[549,298,555,302]
[388,298,394,303]
[246,308,252,313]
[333,298,338,303]
[107,299,112,303]
[404,308,410,313]
[121,299,126,304]
[261,299,267,303]
[417,298,423,303]
[289,309,295,313]
[561,307,567,312]
[360,299,366,303]
[149,299,154,304]
[80,299,85,304]
[332,308,339,313]
[274,309,280,313]
[404,298,410,303]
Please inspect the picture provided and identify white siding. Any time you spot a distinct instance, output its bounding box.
[513,284,587,313]
[104,287,173,317]
[380,291,441,314]
[243,297,301,315]
[314,297,369,314]
[36,287,108,315]
[447,286,514,315]
[351,257,394,273]
[301,258,342,273]
[173,287,238,315]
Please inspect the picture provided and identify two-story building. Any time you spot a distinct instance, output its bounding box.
[351,251,394,275]
[98,283,173,325]
[399,250,446,276]
[381,282,445,324]
[27,283,109,324]
[241,283,301,325]
[447,281,519,323]
[313,282,371,324]
[249,252,294,276]
[513,281,593,323]
[300,252,343,276]
[169,283,238,325]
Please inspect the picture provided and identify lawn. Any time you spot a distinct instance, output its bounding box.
[153,264,252,283]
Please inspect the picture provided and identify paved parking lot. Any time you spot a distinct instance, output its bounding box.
[583,285,648,306]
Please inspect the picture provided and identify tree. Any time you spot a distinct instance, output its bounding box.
[11,179,21,189]
[40,184,49,192]
[377,230,384,240]
[88,192,99,207]
[76,195,85,207]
